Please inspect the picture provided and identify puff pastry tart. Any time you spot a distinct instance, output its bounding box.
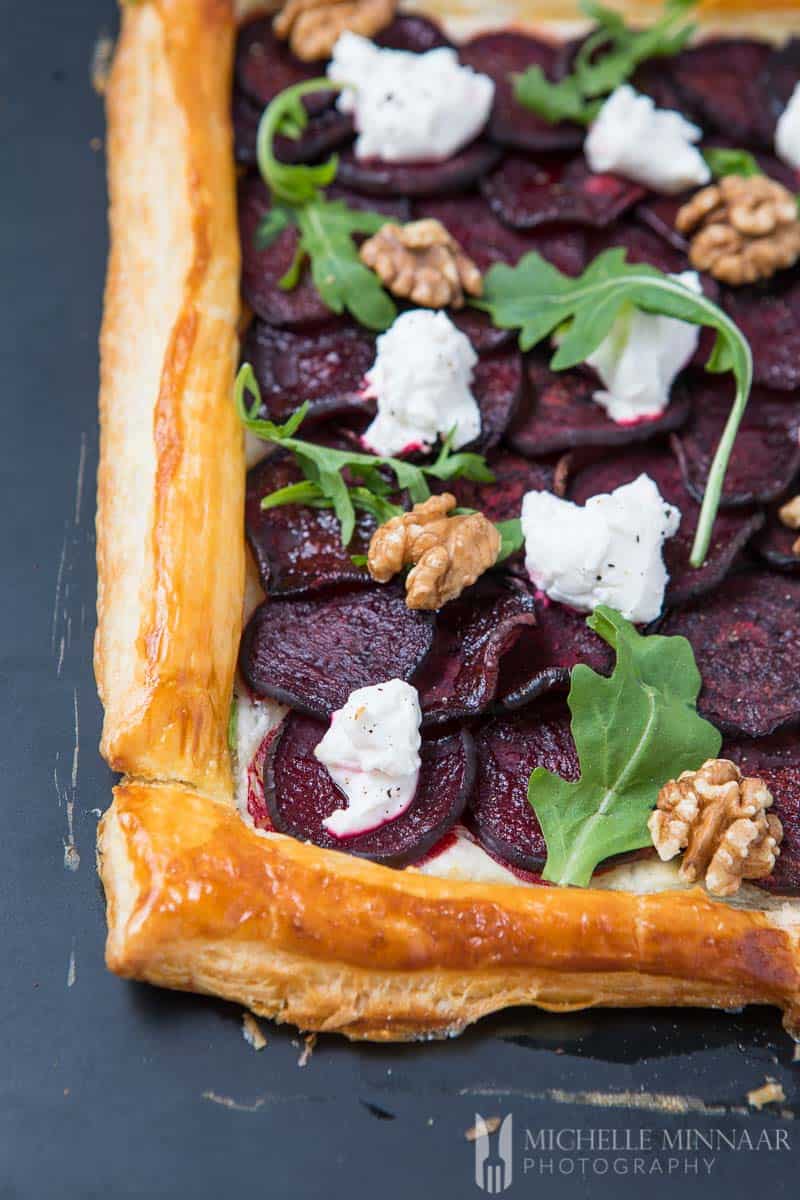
[96,0,800,1040]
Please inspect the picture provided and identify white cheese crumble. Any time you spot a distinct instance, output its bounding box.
[327,32,494,162]
[585,85,710,194]
[416,829,524,886]
[521,475,681,624]
[232,686,285,816]
[776,81,800,170]
[585,270,702,423]
[362,309,481,456]
[314,679,422,839]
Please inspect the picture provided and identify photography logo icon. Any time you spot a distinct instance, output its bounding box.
[474,1113,513,1193]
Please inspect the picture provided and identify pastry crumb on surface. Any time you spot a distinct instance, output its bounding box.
[747,1079,786,1109]
[298,1032,317,1067]
[465,1116,501,1141]
[242,1011,267,1051]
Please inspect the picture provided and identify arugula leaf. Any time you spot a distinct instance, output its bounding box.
[514,0,697,124]
[529,606,721,887]
[477,248,753,567]
[235,364,495,545]
[702,147,762,180]
[495,518,525,564]
[254,80,397,331]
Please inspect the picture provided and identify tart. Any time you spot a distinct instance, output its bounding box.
[96,0,800,1041]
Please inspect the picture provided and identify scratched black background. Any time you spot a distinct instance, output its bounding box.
[1,2,798,1196]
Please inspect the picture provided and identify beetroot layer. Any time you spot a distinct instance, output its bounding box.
[659,571,800,738]
[722,274,800,392]
[263,712,474,867]
[509,353,691,457]
[335,142,502,198]
[414,577,537,725]
[483,155,644,231]
[473,349,525,449]
[375,13,453,52]
[235,19,335,111]
[240,586,434,719]
[754,509,800,574]
[470,701,578,872]
[567,443,764,606]
[459,32,584,153]
[670,39,775,146]
[439,446,561,523]
[722,732,800,895]
[245,452,374,596]
[673,373,800,508]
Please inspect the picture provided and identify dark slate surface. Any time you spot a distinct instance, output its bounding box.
[0,2,797,1196]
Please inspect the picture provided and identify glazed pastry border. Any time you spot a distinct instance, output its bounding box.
[95,0,800,1040]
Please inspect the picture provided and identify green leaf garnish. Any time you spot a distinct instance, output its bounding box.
[477,248,753,567]
[529,606,721,887]
[235,365,495,546]
[254,80,396,331]
[495,518,525,564]
[702,147,762,180]
[514,0,697,124]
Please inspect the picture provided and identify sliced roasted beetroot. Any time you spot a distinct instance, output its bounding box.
[239,178,409,327]
[243,320,375,425]
[375,13,453,52]
[670,40,775,146]
[754,507,800,574]
[722,275,800,392]
[233,91,261,166]
[439,446,560,522]
[567,443,763,606]
[262,711,473,867]
[335,141,502,197]
[449,307,514,355]
[245,452,374,596]
[635,193,691,252]
[592,221,689,275]
[414,577,537,724]
[673,373,800,507]
[721,730,800,894]
[659,571,800,738]
[762,37,800,124]
[508,353,691,457]
[235,18,334,111]
[240,585,434,718]
[482,155,644,231]
[459,32,584,153]
[234,89,354,168]
[497,593,615,710]
[415,192,587,277]
[473,349,525,449]
[469,701,578,872]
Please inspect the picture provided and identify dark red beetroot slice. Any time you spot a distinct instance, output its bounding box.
[497,592,615,710]
[233,91,354,167]
[459,32,584,154]
[567,443,764,606]
[246,452,373,596]
[754,507,800,574]
[659,571,800,738]
[414,577,537,725]
[239,178,409,327]
[721,730,800,894]
[439,446,560,523]
[763,38,800,124]
[722,274,800,392]
[235,18,334,112]
[375,13,453,52]
[482,155,644,231]
[262,712,473,867]
[674,373,800,508]
[240,585,435,718]
[670,40,775,147]
[335,141,502,198]
[243,319,375,425]
[414,193,587,277]
[591,221,689,275]
[469,700,578,872]
[473,349,525,449]
[635,193,691,253]
[449,308,514,355]
[509,352,691,457]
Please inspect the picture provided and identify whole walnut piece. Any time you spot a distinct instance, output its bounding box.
[648,758,783,897]
[274,0,396,62]
[778,494,800,557]
[360,219,483,310]
[367,493,501,610]
[675,174,800,286]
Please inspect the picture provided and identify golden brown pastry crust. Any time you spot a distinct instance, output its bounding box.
[96,0,800,1040]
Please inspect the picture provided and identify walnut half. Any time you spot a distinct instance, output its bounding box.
[367,493,501,610]
[675,175,800,286]
[648,759,783,897]
[360,219,483,310]
[274,0,396,62]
